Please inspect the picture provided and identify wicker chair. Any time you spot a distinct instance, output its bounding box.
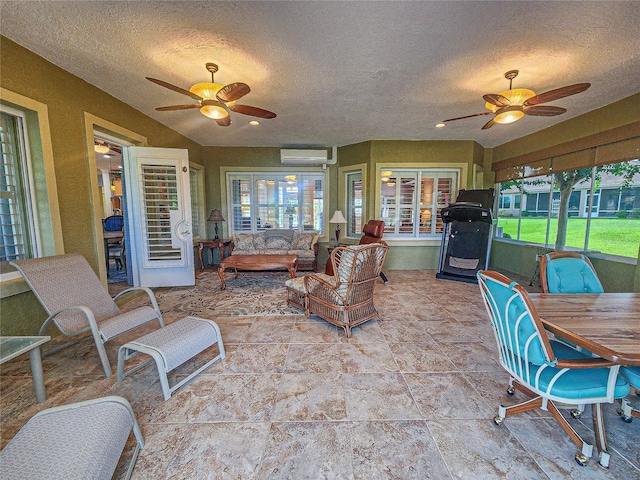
[10,253,164,378]
[305,243,388,337]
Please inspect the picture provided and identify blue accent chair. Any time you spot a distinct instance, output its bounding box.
[539,251,603,294]
[477,270,629,467]
[103,214,124,232]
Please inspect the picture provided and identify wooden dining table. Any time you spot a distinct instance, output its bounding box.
[528,292,640,366]
[529,292,639,468]
[103,230,124,270]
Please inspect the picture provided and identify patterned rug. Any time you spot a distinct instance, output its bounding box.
[152,270,300,318]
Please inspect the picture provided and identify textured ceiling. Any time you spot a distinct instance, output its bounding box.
[1,1,639,148]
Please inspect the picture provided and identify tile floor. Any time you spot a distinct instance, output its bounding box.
[1,270,639,479]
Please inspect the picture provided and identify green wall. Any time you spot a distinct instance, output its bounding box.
[0,37,204,335]
[1,36,638,338]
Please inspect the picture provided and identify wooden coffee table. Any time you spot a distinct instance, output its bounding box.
[218,254,298,290]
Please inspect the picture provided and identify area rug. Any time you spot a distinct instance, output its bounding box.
[153,270,301,318]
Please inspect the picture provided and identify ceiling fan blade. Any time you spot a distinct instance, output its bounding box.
[524,83,591,106]
[481,118,496,130]
[217,82,251,102]
[146,77,203,100]
[215,116,232,127]
[442,112,492,123]
[523,105,567,116]
[230,104,277,119]
[483,93,511,107]
[155,104,201,111]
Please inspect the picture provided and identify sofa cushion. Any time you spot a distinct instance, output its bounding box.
[233,234,255,251]
[252,232,267,250]
[264,229,294,242]
[291,232,317,251]
[288,250,316,259]
[265,235,293,249]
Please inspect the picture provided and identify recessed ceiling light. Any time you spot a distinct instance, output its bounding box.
[249,120,260,126]
[435,123,446,128]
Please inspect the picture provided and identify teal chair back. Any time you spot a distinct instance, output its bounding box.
[540,252,603,294]
[477,270,628,402]
[478,270,554,377]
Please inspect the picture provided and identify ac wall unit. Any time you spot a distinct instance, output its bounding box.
[280,149,328,165]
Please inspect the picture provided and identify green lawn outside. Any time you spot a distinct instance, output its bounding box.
[497,218,640,258]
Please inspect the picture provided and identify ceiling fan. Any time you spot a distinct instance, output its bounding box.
[146,62,276,126]
[440,70,590,130]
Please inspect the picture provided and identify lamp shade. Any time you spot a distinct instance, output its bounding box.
[329,210,347,224]
[207,209,225,222]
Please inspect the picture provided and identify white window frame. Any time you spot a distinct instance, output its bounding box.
[189,162,206,241]
[0,106,41,265]
[346,171,363,238]
[377,167,462,240]
[0,88,62,288]
[226,171,325,235]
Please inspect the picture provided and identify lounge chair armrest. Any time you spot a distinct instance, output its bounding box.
[113,287,162,318]
[44,305,100,335]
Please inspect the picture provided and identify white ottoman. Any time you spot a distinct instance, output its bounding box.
[116,316,225,400]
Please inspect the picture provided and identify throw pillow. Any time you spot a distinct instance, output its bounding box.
[291,232,317,250]
[264,229,294,242]
[233,234,254,251]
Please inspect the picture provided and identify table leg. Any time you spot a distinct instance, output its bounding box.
[592,403,610,467]
[288,265,297,278]
[28,347,46,403]
[198,244,205,271]
[218,266,226,290]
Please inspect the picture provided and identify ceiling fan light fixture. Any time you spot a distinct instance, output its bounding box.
[435,122,446,128]
[200,100,229,120]
[485,88,536,112]
[190,82,223,100]
[94,144,110,154]
[493,105,525,125]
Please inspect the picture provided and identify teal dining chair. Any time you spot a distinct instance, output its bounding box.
[477,270,629,467]
[539,252,640,423]
[619,367,640,423]
[539,251,603,294]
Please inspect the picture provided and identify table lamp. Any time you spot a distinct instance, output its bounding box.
[207,209,225,239]
[329,210,347,243]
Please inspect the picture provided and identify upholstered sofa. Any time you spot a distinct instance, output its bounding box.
[229,230,319,271]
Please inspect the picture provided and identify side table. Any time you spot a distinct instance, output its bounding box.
[197,239,232,271]
[0,336,50,403]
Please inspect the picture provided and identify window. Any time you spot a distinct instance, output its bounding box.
[189,163,205,240]
[227,172,324,234]
[495,159,640,258]
[380,169,458,238]
[0,107,39,267]
[346,171,362,236]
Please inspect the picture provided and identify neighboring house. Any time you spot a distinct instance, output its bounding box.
[498,167,640,218]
